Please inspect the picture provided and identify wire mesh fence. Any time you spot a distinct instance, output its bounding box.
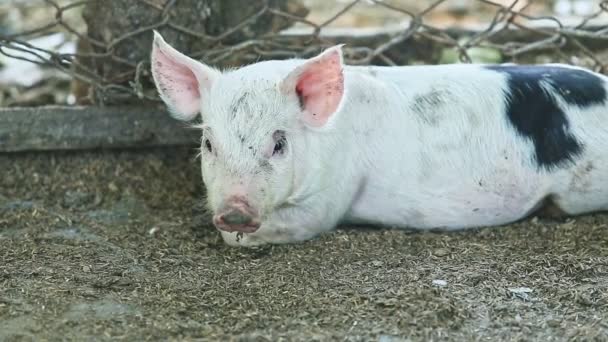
[1,0,608,106]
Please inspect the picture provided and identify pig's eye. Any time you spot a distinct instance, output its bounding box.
[272,130,286,156]
[273,140,285,155]
[204,139,213,153]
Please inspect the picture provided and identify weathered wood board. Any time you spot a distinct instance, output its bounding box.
[0,106,200,152]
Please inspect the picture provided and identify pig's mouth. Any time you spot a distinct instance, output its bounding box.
[212,201,261,233]
[214,220,261,233]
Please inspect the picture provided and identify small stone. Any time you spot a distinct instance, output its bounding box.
[108,182,119,192]
[371,260,383,267]
[509,287,533,294]
[433,248,450,257]
[432,279,447,287]
[509,287,533,301]
[82,265,91,273]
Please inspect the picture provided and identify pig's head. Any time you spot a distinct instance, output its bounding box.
[150,31,345,234]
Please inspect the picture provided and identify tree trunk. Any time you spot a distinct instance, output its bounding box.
[76,0,308,104]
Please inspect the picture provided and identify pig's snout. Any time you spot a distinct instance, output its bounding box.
[213,198,261,233]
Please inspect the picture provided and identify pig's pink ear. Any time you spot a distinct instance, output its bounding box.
[282,45,345,128]
[151,31,220,121]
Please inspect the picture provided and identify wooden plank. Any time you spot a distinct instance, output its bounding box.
[0,106,200,152]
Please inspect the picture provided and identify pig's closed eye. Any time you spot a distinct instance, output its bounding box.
[272,130,286,156]
[273,140,285,155]
[204,139,213,153]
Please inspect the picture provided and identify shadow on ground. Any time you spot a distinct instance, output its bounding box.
[1,148,607,340]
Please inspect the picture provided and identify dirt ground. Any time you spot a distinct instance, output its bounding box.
[1,147,607,341]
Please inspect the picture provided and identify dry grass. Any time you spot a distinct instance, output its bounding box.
[1,148,607,340]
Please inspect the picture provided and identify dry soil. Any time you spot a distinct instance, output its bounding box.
[1,148,607,341]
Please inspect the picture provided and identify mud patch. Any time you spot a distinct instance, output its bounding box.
[569,161,594,193]
[410,88,451,126]
[63,300,140,321]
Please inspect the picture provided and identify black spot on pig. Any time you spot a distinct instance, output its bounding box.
[486,65,606,169]
[569,161,594,193]
[259,160,272,173]
[410,88,451,126]
[230,93,250,119]
[413,89,444,109]
[488,65,606,106]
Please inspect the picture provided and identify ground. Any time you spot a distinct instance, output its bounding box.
[1,148,607,341]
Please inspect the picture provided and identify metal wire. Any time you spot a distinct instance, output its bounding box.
[1,0,607,105]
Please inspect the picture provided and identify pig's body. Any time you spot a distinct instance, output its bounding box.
[338,63,608,230]
[150,32,608,247]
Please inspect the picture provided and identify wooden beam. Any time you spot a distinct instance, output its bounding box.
[0,106,200,152]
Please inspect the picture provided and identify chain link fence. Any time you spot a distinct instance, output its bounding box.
[1,0,608,106]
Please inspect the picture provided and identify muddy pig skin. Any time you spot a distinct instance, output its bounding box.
[151,31,608,247]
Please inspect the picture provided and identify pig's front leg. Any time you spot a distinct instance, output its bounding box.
[220,204,341,247]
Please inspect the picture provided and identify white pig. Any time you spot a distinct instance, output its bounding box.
[151,31,608,247]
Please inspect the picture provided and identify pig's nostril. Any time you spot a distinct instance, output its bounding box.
[221,212,252,225]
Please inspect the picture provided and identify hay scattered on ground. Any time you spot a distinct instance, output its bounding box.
[1,148,607,340]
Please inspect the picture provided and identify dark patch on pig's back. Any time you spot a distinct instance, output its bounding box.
[410,88,451,126]
[485,65,606,170]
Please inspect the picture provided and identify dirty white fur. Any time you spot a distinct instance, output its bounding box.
[151,34,608,247]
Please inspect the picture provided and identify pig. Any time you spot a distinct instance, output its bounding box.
[150,30,608,247]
